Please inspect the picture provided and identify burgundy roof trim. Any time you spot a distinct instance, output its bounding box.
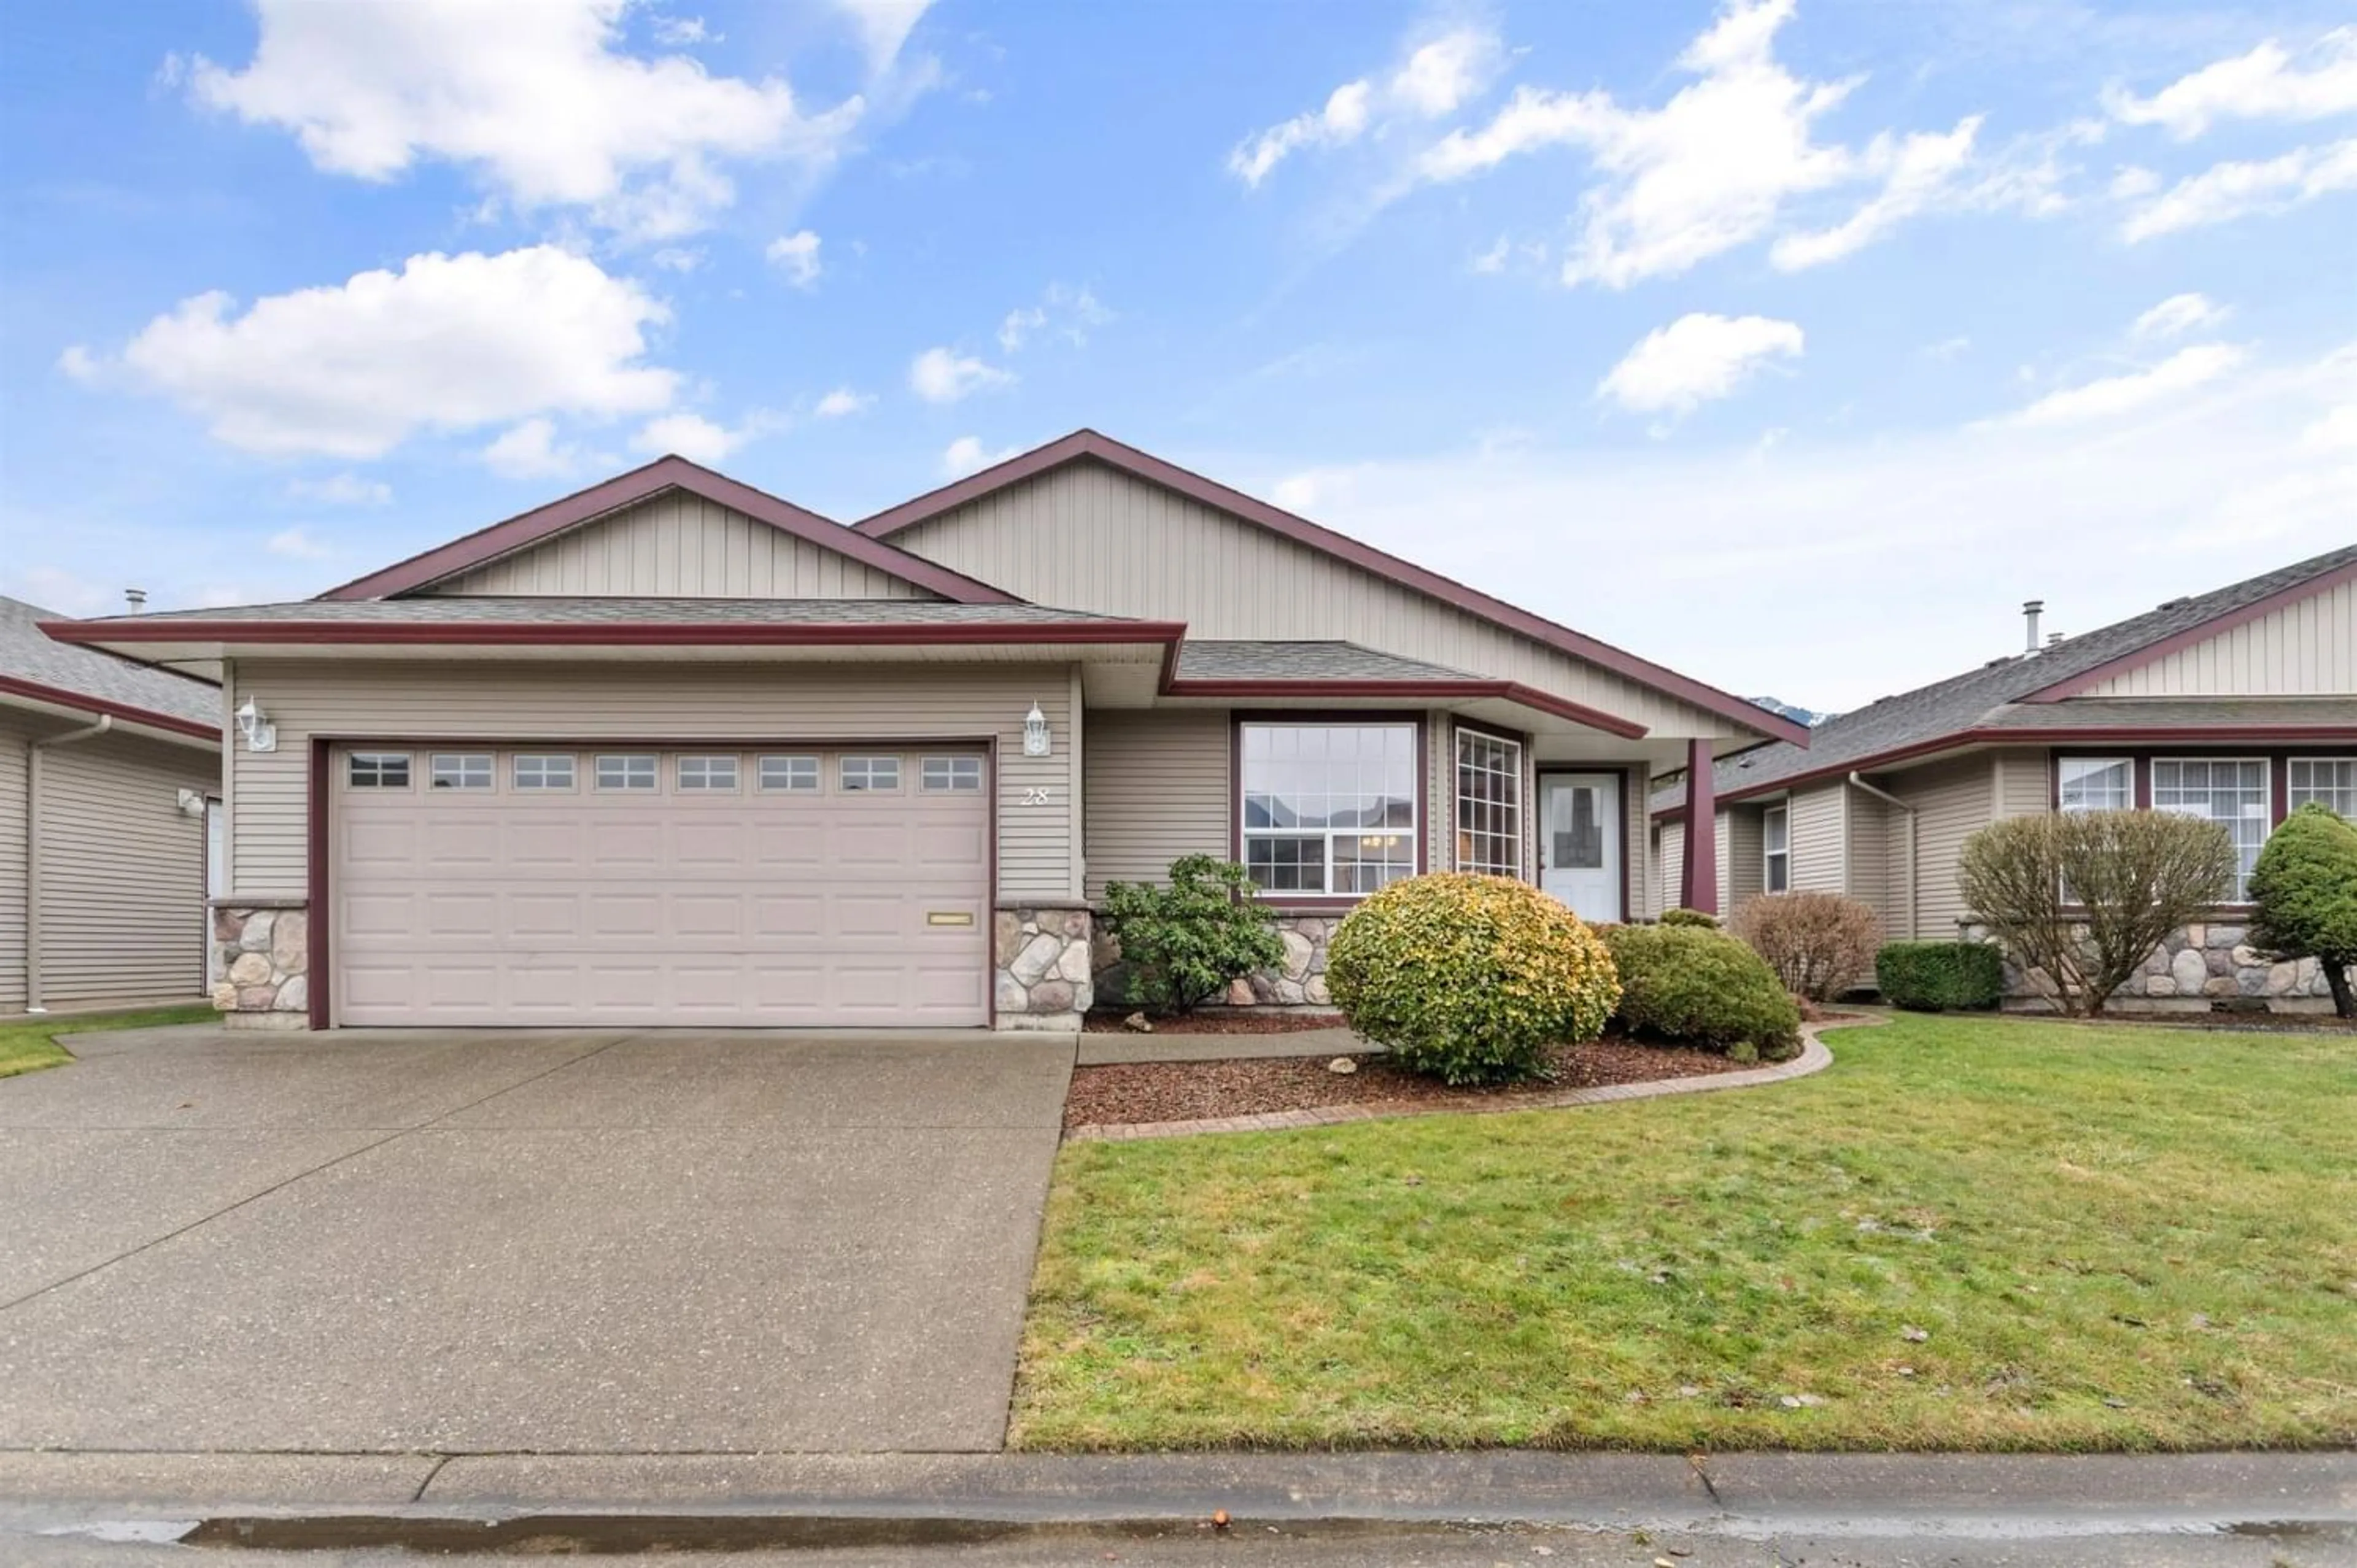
[854,429,1809,747]
[40,618,1186,651]
[1162,674,1649,739]
[0,673,220,743]
[315,455,1021,606]
[2018,558,2357,702]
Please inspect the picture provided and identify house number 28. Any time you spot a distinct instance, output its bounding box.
[1020,786,1054,806]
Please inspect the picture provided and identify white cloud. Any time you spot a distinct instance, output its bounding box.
[1922,336,1972,361]
[285,473,392,506]
[2300,403,2357,453]
[830,0,934,73]
[2109,164,2161,199]
[56,345,100,384]
[1415,0,1992,286]
[185,0,858,240]
[2121,137,2357,240]
[766,229,822,287]
[1598,313,1805,416]
[2003,342,2248,427]
[649,15,713,47]
[1229,24,1500,186]
[265,527,332,560]
[909,346,1012,403]
[481,417,590,479]
[93,249,676,460]
[649,245,703,272]
[2132,293,2229,340]
[813,386,872,417]
[632,411,761,463]
[80,246,676,460]
[942,435,1018,477]
[2105,26,2357,141]
[997,283,1111,352]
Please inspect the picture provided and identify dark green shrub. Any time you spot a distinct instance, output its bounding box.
[1099,855,1285,1016]
[2249,802,2357,1018]
[1660,906,1719,929]
[1327,873,1620,1086]
[1600,924,1802,1060]
[1875,941,2004,1011]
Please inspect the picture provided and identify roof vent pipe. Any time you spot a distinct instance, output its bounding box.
[2047,631,2064,648]
[2022,599,2043,654]
[124,588,147,613]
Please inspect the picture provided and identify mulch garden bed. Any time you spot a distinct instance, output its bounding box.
[1078,1010,1348,1035]
[1063,1035,1751,1131]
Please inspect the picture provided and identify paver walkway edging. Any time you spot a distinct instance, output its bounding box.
[1066,1018,1864,1142]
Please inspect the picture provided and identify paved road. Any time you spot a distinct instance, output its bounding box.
[0,1024,1071,1453]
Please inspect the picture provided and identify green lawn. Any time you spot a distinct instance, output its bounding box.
[1013,1013,2357,1452]
[0,1005,216,1079]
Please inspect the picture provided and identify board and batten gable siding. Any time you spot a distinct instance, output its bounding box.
[1083,709,1230,898]
[2078,577,2354,697]
[33,731,211,1006]
[425,491,942,600]
[225,661,1075,904]
[1786,781,1847,895]
[888,462,1753,741]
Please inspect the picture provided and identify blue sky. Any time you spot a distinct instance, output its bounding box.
[2,0,2350,711]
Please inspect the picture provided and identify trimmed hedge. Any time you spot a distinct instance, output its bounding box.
[1875,941,2004,1011]
[1600,923,1802,1062]
[1659,907,1720,929]
[1327,873,1620,1085]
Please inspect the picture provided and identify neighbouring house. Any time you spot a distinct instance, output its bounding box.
[43,430,1803,1031]
[2,596,222,1014]
[1652,544,2357,1013]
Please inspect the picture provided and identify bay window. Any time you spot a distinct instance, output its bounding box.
[2058,757,2132,813]
[1240,721,1417,896]
[2288,758,2357,818]
[1454,727,1523,878]
[2153,758,2268,902]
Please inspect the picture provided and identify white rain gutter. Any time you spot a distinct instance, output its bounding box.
[1847,771,1918,942]
[25,713,113,1013]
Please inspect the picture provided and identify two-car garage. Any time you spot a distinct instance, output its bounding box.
[330,744,992,1027]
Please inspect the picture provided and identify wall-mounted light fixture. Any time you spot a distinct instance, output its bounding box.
[234,697,277,754]
[175,787,207,817]
[1023,701,1051,758]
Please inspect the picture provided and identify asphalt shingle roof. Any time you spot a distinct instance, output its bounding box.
[1172,640,1485,682]
[56,597,1142,628]
[1,596,220,729]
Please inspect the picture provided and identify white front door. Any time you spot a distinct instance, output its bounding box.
[1540,773,1621,924]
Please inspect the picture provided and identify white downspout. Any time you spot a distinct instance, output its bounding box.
[25,713,114,1013]
[1847,771,1918,942]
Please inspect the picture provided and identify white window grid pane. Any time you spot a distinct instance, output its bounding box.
[512,754,575,790]
[675,755,739,792]
[2059,757,2132,812]
[2288,759,2357,817]
[348,752,410,789]
[759,755,820,793]
[840,755,901,792]
[429,753,493,790]
[1240,723,1420,894]
[2154,758,2269,900]
[1454,730,1522,878]
[1764,807,1789,855]
[921,755,984,792]
[595,754,658,791]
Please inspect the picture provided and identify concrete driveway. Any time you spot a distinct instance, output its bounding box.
[0,1025,1072,1454]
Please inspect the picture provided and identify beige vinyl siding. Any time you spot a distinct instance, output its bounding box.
[1083,709,1229,898]
[226,661,1073,903]
[1622,764,1647,921]
[1846,789,1894,934]
[0,716,29,1007]
[1787,782,1847,894]
[428,491,942,600]
[891,462,1752,741]
[1658,819,1684,916]
[1722,807,1764,913]
[2080,577,2354,697]
[1992,746,2053,820]
[1883,753,1997,937]
[33,732,211,1006]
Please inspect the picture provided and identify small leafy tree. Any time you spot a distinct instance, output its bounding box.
[2248,801,2357,1019]
[1730,891,1883,1000]
[1959,809,2235,1017]
[1099,855,1285,1016]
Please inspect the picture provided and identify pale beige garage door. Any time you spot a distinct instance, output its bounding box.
[331,746,991,1027]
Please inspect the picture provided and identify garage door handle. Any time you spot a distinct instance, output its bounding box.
[927,911,975,927]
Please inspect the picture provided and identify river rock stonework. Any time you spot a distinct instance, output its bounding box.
[994,904,1093,1030]
[1090,914,1336,1013]
[1991,921,2345,1014]
[210,904,311,1029]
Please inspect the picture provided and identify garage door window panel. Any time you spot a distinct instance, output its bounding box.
[597,754,659,792]
[840,755,901,792]
[513,754,576,792]
[922,755,984,793]
[430,753,494,791]
[759,755,821,793]
[676,755,740,792]
[348,752,411,789]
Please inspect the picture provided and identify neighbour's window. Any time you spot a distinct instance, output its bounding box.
[1763,805,1790,894]
[921,755,985,793]
[2058,757,2132,812]
[2287,758,2357,819]
[839,755,900,792]
[1454,728,1523,878]
[758,755,820,793]
[1239,722,1417,896]
[675,755,739,792]
[512,754,575,791]
[595,754,658,792]
[347,752,411,789]
[429,753,493,790]
[2154,759,2269,902]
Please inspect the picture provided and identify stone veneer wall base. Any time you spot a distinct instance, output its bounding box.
[995,904,1093,1032]
[211,905,311,1025]
[1979,919,2347,1016]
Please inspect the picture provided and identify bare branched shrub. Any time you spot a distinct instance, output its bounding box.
[1959,809,2235,1017]
[1730,891,1883,1001]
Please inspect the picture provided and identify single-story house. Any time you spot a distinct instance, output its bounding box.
[1652,543,2357,1012]
[2,595,222,1013]
[45,430,1804,1031]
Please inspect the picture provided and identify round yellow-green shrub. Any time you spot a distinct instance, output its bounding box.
[1326,873,1620,1084]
